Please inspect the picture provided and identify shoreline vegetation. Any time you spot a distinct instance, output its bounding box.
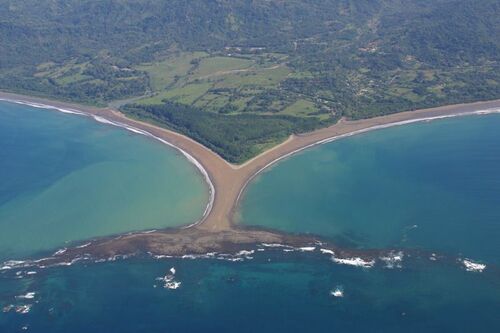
[121,101,334,163]
[1,91,500,266]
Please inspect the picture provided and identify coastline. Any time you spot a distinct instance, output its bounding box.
[0,94,216,229]
[2,90,500,263]
[232,105,500,214]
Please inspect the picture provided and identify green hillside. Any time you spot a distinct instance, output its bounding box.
[1,0,499,162]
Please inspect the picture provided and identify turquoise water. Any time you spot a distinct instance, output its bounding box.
[239,114,500,264]
[1,108,499,332]
[0,101,208,260]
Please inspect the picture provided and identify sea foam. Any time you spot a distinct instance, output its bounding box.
[461,259,486,272]
[15,292,36,300]
[155,267,181,289]
[379,251,404,269]
[332,257,375,268]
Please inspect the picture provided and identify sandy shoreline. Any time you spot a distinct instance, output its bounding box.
[233,105,500,213]
[0,93,217,229]
[2,90,500,261]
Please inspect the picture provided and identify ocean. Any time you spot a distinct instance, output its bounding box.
[0,101,208,261]
[1,253,499,332]
[239,114,500,264]
[1,103,499,332]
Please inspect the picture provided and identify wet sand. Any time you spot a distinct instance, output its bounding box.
[2,91,500,261]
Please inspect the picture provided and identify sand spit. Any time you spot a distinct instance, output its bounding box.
[2,91,500,263]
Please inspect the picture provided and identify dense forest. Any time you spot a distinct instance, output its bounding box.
[1,0,499,160]
[122,102,330,163]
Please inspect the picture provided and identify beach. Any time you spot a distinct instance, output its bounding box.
[1,90,500,263]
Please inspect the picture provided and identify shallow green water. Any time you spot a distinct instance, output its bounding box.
[0,101,208,260]
[239,114,500,264]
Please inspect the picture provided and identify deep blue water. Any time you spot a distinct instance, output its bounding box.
[1,255,499,333]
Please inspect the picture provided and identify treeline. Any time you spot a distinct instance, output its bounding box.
[122,102,330,163]
[0,58,148,104]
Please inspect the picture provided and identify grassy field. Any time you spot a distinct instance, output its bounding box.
[133,51,329,119]
[282,99,327,120]
[136,51,208,91]
[34,60,91,85]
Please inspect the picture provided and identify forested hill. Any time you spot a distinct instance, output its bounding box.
[1,0,499,162]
